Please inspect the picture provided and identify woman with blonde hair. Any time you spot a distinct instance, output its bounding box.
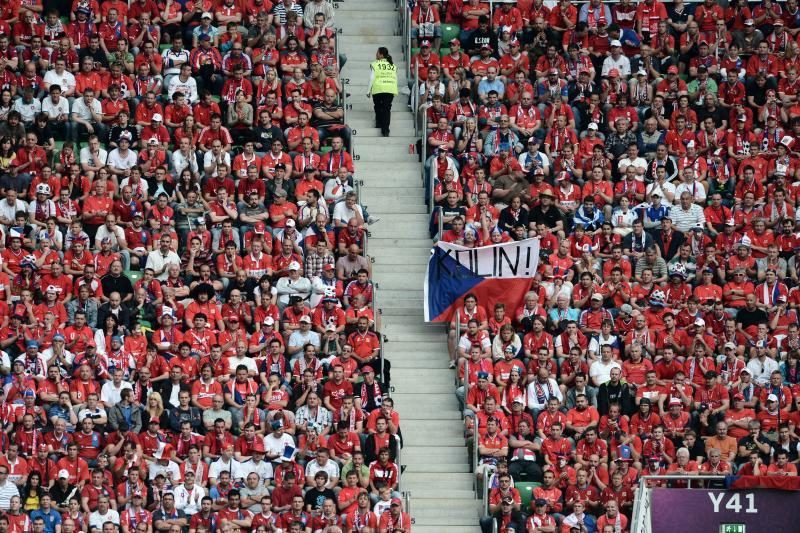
[142,391,167,427]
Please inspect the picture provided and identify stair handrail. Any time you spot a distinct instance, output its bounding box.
[403,2,412,78]
[481,465,494,517]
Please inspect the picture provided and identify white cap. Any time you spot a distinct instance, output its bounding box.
[286,219,296,227]
[151,113,162,122]
[201,11,213,18]
[58,469,69,479]
[288,261,301,271]
[263,316,275,326]
[588,122,598,130]
[694,317,705,328]
[610,39,622,47]
[767,393,779,402]
[299,315,312,323]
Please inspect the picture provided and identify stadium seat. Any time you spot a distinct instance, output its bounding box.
[441,24,460,45]
[125,270,143,283]
[516,482,541,510]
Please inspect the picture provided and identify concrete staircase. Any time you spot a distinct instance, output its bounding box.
[339,1,481,531]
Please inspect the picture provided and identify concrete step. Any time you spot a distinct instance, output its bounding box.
[362,187,424,199]
[393,368,456,388]
[354,134,419,145]
[402,472,474,491]
[402,446,469,463]
[404,463,472,473]
[409,489,476,501]
[356,150,420,163]
[400,407,462,420]
[372,273,425,290]
[353,127,418,139]
[383,340,443,353]
[414,526,482,533]
[368,237,432,249]
[393,393,462,412]
[364,202,428,214]
[382,328,443,343]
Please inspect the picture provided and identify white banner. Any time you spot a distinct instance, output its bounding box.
[435,238,541,279]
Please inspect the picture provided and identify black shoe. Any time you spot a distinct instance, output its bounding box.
[382,128,390,137]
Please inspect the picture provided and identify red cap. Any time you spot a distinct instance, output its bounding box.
[391,498,402,506]
[323,263,335,272]
[667,66,679,74]
[361,365,375,374]
[38,444,48,452]
[254,222,266,234]
[608,68,619,78]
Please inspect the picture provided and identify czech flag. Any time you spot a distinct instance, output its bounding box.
[424,239,540,323]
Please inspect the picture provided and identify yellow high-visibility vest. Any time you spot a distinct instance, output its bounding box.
[370,59,398,95]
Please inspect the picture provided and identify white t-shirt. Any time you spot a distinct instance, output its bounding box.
[100,381,133,407]
[42,95,70,120]
[106,148,138,172]
[88,509,120,530]
[209,458,245,482]
[589,359,622,386]
[43,70,76,94]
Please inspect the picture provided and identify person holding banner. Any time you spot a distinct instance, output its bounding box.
[367,47,398,137]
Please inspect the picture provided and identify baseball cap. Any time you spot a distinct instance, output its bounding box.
[667,65,679,74]
[288,261,301,271]
[512,396,524,404]
[539,187,553,197]
[299,315,312,323]
[535,498,548,506]
[325,324,336,332]
[745,19,755,26]
[450,38,460,45]
[361,366,375,374]
[148,137,160,145]
[591,293,603,301]
[227,315,239,322]
[391,498,402,506]
[549,68,558,75]
[323,263,335,272]
[263,316,275,326]
[58,469,69,479]
[668,397,682,407]
[53,334,65,342]
[767,393,779,402]
[201,11,213,19]
[775,19,785,26]
[481,43,492,51]
[588,122,598,130]
[133,212,143,219]
[26,340,38,348]
[694,317,706,328]
[637,68,647,76]
[253,221,266,234]
[733,393,745,401]
[619,304,633,315]
[724,342,736,350]
[477,371,490,380]
[608,68,620,78]
[286,219,296,228]
[610,39,622,47]
[502,496,514,505]
[737,114,747,122]
[420,39,431,47]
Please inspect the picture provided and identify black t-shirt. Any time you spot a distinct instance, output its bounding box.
[737,434,772,464]
[529,204,563,231]
[736,307,769,331]
[304,487,336,511]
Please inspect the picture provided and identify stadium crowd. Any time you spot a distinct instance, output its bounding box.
[416,0,800,532]
[0,0,414,533]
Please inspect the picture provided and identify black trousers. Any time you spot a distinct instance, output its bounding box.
[373,93,394,132]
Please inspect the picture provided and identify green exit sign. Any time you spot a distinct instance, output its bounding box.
[720,525,746,533]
